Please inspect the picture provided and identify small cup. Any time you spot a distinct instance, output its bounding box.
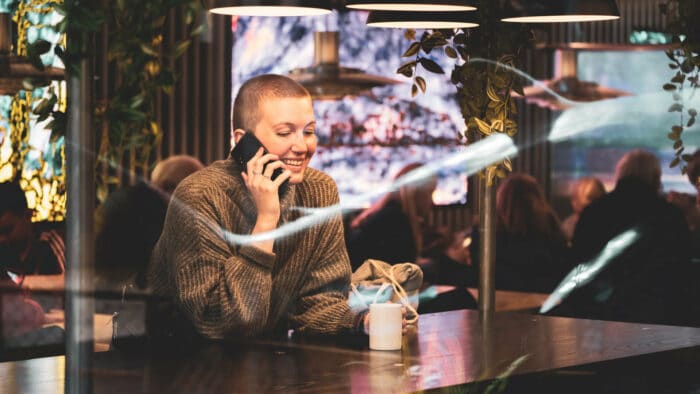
[369,303,403,350]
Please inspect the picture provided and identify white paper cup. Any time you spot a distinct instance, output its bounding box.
[369,303,402,351]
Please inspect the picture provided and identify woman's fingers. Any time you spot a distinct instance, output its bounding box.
[273,170,292,187]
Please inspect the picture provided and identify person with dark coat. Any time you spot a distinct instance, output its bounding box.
[550,150,695,326]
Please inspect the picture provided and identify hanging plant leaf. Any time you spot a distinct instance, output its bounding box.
[473,117,491,135]
[670,157,681,168]
[419,58,444,74]
[397,60,416,78]
[415,76,426,93]
[411,84,418,97]
[668,103,683,112]
[674,139,683,149]
[663,83,677,91]
[402,42,421,58]
[404,29,416,41]
[444,46,458,59]
[671,72,685,83]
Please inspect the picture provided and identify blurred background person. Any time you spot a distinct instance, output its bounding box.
[345,163,476,312]
[94,155,203,347]
[551,150,694,325]
[0,180,64,355]
[561,177,606,243]
[667,149,700,265]
[345,163,434,270]
[0,180,64,278]
[474,173,569,293]
[94,155,204,289]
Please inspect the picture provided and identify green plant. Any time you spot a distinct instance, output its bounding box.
[27,0,204,201]
[397,3,532,186]
[660,0,700,183]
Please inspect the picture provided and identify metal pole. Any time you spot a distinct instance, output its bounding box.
[478,176,496,315]
[65,3,95,391]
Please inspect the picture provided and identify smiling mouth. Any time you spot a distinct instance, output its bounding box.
[281,158,305,168]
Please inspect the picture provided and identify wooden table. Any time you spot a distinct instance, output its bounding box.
[2,309,700,393]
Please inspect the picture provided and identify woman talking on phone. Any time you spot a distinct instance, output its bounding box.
[148,74,371,340]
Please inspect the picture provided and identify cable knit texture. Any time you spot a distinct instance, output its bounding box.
[148,159,358,339]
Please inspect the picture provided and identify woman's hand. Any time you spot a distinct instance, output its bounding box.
[241,148,292,253]
[241,148,291,224]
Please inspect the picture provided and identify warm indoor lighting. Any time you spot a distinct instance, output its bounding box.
[347,1,476,11]
[501,0,620,23]
[366,11,479,29]
[209,0,332,16]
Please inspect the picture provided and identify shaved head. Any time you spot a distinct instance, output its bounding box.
[232,74,311,133]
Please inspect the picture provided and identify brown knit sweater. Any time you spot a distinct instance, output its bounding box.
[148,159,359,339]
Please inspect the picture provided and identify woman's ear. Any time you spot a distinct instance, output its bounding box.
[231,128,246,147]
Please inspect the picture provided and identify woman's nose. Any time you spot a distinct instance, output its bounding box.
[291,132,308,153]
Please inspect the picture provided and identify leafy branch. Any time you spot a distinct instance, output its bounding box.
[26,0,204,201]
[396,5,532,186]
[660,0,700,181]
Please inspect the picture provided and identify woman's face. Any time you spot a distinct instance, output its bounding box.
[250,96,317,185]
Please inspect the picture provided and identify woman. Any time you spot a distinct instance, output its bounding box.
[345,163,437,270]
[491,173,570,292]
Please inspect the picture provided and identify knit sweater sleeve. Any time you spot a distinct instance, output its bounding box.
[160,183,274,339]
[288,183,363,336]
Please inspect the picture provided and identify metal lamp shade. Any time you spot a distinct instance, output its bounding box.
[209,0,332,16]
[501,0,620,23]
[347,0,476,11]
[366,11,479,29]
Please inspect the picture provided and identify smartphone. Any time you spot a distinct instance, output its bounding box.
[231,131,289,195]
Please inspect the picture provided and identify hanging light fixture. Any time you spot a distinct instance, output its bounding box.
[366,11,479,29]
[209,0,332,16]
[501,0,620,23]
[288,31,401,100]
[346,1,476,11]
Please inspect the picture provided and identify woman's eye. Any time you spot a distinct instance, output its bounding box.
[304,129,315,135]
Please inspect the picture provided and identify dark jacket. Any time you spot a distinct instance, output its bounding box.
[550,178,695,325]
[345,200,417,270]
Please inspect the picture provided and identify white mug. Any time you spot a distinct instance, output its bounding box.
[369,303,402,350]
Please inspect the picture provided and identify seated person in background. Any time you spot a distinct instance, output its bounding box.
[0,181,60,348]
[94,155,203,290]
[550,150,694,325]
[94,155,203,346]
[346,163,434,270]
[561,177,605,243]
[470,173,569,293]
[666,149,700,242]
[346,163,477,312]
[0,181,64,278]
[148,74,370,340]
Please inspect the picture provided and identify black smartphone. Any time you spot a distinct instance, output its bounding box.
[231,131,289,195]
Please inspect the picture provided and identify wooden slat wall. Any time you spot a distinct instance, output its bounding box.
[156,12,232,166]
[94,10,232,188]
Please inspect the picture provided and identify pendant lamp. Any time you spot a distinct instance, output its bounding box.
[366,11,479,29]
[347,1,476,11]
[501,0,620,23]
[209,0,332,16]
